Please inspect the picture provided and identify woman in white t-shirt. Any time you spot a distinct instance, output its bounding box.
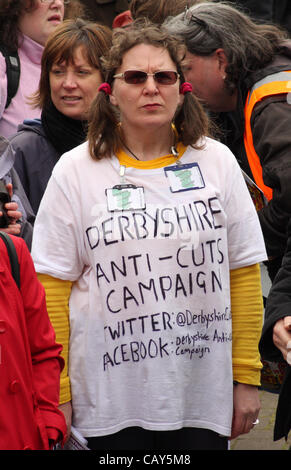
[32,20,267,450]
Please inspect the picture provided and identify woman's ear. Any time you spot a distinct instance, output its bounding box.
[178,92,184,107]
[109,92,118,107]
[215,48,228,78]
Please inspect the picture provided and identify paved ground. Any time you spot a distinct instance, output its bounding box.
[231,389,291,450]
[231,266,291,450]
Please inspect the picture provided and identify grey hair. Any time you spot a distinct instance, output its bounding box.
[165,1,288,88]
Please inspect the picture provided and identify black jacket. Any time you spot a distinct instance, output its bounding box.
[215,41,291,277]
[11,119,60,215]
[231,0,291,36]
[259,218,291,441]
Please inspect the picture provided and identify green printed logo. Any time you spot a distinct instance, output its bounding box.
[112,188,131,209]
[175,169,194,188]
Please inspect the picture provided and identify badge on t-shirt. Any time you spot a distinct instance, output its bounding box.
[106,184,146,212]
[164,162,205,193]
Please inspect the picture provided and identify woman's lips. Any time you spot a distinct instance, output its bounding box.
[48,14,62,23]
[143,103,161,110]
[62,96,81,102]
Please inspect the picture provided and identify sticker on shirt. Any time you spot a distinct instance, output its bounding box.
[164,162,205,193]
[106,184,146,212]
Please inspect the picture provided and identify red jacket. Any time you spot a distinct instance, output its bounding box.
[0,235,66,450]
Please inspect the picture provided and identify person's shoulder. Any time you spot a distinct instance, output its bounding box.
[196,135,236,160]
[9,120,45,145]
[58,141,89,164]
[6,233,27,250]
[0,233,28,263]
[52,141,91,177]
[10,122,55,167]
[188,136,241,181]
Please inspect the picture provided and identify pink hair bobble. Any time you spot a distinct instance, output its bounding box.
[98,83,112,95]
[180,82,193,95]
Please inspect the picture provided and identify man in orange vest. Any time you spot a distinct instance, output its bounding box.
[166,2,291,281]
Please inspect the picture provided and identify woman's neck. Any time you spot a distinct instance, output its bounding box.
[121,125,175,161]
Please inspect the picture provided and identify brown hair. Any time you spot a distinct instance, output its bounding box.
[30,18,112,110]
[165,1,288,91]
[88,19,209,161]
[64,0,85,21]
[0,0,84,51]
[130,0,205,25]
[0,0,37,50]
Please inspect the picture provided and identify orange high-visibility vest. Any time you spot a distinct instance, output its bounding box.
[244,70,291,201]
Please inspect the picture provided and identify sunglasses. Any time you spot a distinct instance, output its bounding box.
[113,70,180,85]
[40,0,70,3]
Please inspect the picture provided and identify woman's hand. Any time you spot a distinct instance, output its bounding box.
[59,401,72,442]
[0,183,21,235]
[230,383,260,439]
[273,316,291,364]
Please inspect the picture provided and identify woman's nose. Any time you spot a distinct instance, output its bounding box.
[62,73,77,88]
[49,0,65,7]
[143,76,159,94]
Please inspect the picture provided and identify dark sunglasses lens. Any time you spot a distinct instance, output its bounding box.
[124,71,147,84]
[155,71,178,84]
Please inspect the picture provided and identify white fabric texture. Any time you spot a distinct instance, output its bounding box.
[32,137,267,437]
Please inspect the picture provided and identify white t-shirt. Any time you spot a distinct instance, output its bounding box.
[32,137,267,438]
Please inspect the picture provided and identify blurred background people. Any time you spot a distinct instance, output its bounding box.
[0,0,66,138]
[129,0,204,25]
[79,0,130,27]
[227,1,291,36]
[64,0,85,19]
[112,0,207,29]
[11,18,112,215]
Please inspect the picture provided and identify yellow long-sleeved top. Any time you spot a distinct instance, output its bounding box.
[38,263,263,404]
[230,263,263,385]
[37,274,72,404]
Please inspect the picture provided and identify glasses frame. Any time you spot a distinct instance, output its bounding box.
[40,0,70,4]
[113,70,180,85]
[183,6,210,31]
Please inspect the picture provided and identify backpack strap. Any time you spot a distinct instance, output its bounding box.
[0,232,20,289]
[0,45,21,109]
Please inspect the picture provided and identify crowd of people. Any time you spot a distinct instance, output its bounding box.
[0,0,291,451]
